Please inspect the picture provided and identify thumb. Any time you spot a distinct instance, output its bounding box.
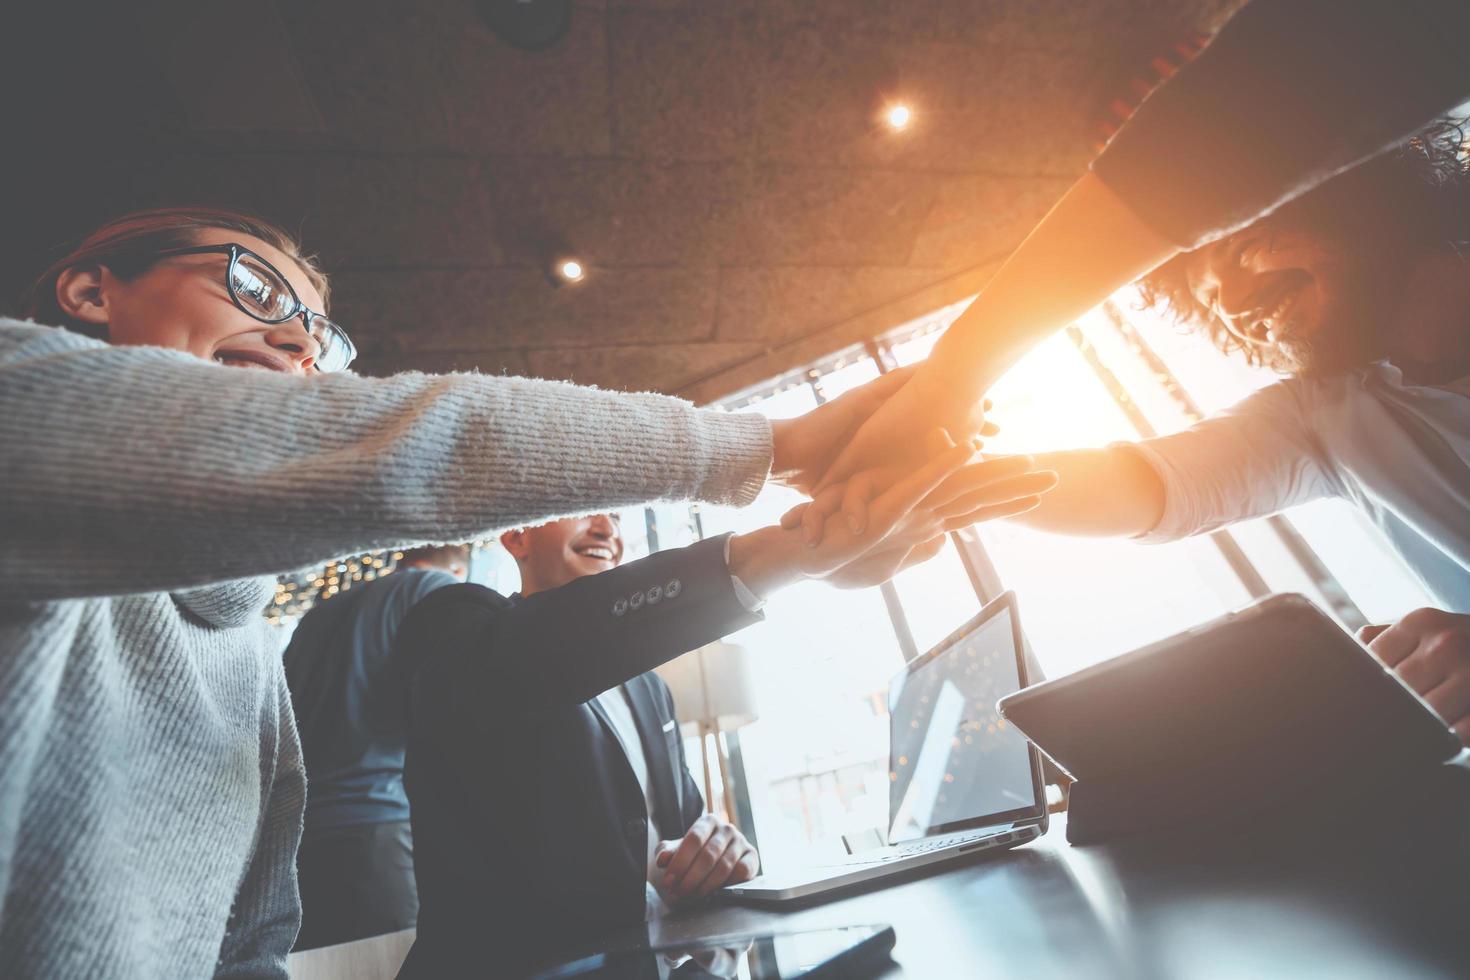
[655,841,676,867]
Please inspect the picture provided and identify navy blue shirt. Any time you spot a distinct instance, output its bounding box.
[284,568,458,833]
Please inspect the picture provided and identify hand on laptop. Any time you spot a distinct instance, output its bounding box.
[654,813,759,900]
[1360,608,1470,746]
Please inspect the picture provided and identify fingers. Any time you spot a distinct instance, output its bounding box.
[1356,624,1389,645]
[866,431,972,534]
[1424,671,1470,731]
[780,501,808,530]
[1368,608,1450,668]
[978,399,998,438]
[1365,611,1470,742]
[940,494,1046,532]
[660,815,719,893]
[658,818,758,898]
[694,837,757,897]
[677,830,734,897]
[801,485,845,545]
[840,471,876,537]
[932,470,1059,521]
[915,456,1028,511]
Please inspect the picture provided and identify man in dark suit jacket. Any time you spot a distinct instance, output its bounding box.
[398,519,763,977]
[396,439,1057,975]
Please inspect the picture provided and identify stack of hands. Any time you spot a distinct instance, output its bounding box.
[735,365,1056,595]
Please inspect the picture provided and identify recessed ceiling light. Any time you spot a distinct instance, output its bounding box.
[886,104,912,130]
[558,259,585,282]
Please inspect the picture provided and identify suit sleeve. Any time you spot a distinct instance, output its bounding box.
[402,534,763,727]
[1092,0,1470,250]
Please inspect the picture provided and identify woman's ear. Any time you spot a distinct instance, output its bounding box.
[54,265,110,328]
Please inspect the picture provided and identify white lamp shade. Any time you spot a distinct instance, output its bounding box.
[654,641,759,734]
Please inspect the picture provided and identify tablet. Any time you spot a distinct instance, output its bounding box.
[996,594,1460,786]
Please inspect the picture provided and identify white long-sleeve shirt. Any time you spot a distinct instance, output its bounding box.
[1129,361,1470,612]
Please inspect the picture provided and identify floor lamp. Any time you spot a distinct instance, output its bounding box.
[654,641,759,824]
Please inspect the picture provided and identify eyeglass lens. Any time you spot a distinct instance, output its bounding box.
[231,252,297,322]
[229,251,355,372]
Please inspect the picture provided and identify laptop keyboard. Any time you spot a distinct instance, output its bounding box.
[827,828,1013,868]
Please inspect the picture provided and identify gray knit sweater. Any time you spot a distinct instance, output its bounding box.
[0,320,772,978]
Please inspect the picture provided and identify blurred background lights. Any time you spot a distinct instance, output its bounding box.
[886,104,912,130]
[558,259,585,282]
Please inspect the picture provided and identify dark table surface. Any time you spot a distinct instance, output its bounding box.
[551,767,1470,979]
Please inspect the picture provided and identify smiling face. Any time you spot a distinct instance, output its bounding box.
[55,229,327,375]
[1182,212,1412,377]
[500,514,624,596]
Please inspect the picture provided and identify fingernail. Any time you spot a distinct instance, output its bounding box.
[847,517,863,535]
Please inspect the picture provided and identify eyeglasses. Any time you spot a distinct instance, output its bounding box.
[152,243,356,373]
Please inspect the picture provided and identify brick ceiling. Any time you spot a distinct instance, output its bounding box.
[2,0,1240,401]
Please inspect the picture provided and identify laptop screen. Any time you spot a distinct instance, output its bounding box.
[886,594,1043,844]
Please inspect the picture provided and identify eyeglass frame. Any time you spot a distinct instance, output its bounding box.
[148,242,356,372]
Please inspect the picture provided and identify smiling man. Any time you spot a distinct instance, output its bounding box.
[494,515,760,913]
[993,122,1470,742]
[393,438,1057,975]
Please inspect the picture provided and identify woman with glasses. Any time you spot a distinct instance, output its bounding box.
[0,206,955,978]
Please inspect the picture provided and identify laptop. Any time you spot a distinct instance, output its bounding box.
[724,591,1048,904]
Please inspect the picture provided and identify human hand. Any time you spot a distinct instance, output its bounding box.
[781,453,1059,547]
[654,813,759,900]
[811,366,986,496]
[1359,608,1470,745]
[767,366,918,496]
[728,429,978,597]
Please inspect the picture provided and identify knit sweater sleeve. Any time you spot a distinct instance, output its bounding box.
[1091,0,1470,251]
[0,321,773,601]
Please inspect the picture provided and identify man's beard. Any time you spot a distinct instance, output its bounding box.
[1275,315,1383,377]
[1272,259,1397,378]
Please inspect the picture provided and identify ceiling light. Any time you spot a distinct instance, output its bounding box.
[558,259,585,283]
[886,104,912,130]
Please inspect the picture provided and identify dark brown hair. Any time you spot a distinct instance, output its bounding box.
[22,206,330,339]
[1136,118,1470,371]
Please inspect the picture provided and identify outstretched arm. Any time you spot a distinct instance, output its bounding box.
[1006,448,1164,538]
[407,433,1051,715]
[818,0,1470,491]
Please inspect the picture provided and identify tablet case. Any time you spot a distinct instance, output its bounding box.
[997,594,1463,845]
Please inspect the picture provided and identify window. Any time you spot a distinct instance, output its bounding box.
[479,286,1435,870]
[686,285,1434,867]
